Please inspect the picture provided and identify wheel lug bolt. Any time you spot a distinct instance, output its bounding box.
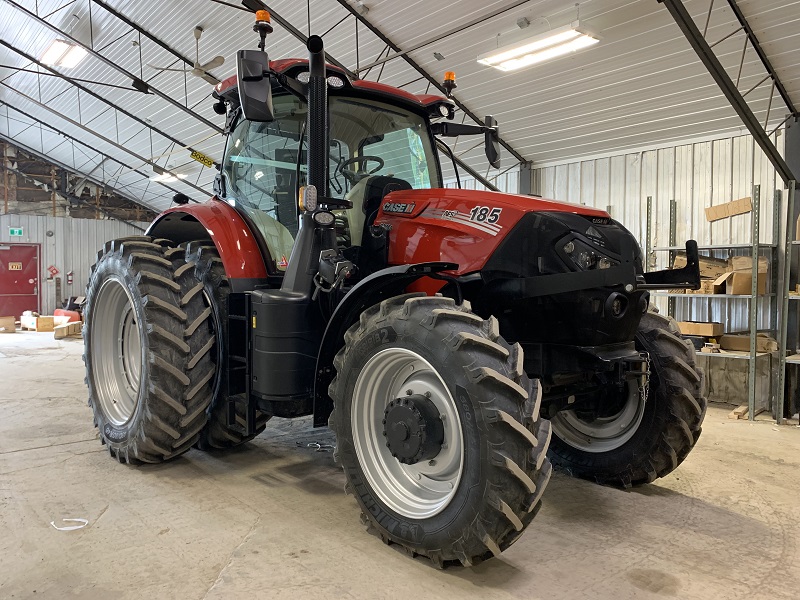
[425,391,431,398]
[405,389,413,396]
[429,459,436,466]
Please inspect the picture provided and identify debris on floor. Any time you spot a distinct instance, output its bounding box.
[50,518,88,531]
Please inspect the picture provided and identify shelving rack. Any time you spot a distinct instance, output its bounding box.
[776,184,796,424]
[647,185,782,420]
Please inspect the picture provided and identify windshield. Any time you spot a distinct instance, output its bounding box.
[221,92,440,269]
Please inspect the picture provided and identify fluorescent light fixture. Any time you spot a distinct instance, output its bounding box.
[150,173,188,183]
[40,39,88,68]
[59,45,88,68]
[477,21,599,72]
[41,40,71,66]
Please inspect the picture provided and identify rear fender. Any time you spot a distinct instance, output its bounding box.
[313,261,458,427]
[146,199,269,287]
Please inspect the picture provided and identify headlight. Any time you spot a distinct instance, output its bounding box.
[327,75,345,88]
[562,239,618,271]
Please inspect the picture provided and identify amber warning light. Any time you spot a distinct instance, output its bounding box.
[443,71,457,97]
[255,10,271,23]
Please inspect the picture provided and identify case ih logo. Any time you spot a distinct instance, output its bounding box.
[383,202,416,214]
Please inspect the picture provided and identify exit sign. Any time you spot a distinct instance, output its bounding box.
[9,227,23,237]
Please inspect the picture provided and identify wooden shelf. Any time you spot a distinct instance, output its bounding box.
[697,350,774,360]
[652,243,776,251]
[650,293,774,299]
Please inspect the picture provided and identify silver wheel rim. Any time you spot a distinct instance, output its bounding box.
[550,380,645,453]
[351,348,464,519]
[91,277,143,426]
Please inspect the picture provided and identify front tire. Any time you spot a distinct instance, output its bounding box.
[83,237,215,463]
[329,294,552,567]
[548,311,706,486]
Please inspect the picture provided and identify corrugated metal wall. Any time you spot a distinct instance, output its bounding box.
[0,215,149,315]
[444,165,521,194]
[532,131,784,332]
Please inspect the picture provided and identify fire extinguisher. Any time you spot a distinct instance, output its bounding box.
[67,271,73,285]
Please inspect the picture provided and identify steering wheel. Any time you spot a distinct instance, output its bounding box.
[339,155,384,185]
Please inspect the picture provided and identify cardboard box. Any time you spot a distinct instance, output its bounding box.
[677,321,725,337]
[728,255,769,273]
[712,270,767,295]
[0,316,15,333]
[20,315,55,332]
[719,333,778,353]
[687,279,716,294]
[704,197,752,222]
[54,321,82,339]
[673,253,729,279]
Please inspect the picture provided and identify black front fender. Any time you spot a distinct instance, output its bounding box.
[312,261,458,427]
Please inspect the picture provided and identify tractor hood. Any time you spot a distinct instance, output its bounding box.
[377,188,610,221]
[377,188,619,275]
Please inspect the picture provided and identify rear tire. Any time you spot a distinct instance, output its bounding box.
[83,236,215,463]
[548,311,706,487]
[329,294,552,567]
[174,241,270,450]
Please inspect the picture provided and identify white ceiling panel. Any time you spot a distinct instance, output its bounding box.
[0,0,798,213]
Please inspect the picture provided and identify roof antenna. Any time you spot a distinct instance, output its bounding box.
[253,9,273,50]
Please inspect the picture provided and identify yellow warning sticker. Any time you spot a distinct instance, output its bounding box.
[190,150,214,168]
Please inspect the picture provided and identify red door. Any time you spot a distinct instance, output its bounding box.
[0,244,40,317]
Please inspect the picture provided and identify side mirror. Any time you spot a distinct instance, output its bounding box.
[485,115,500,169]
[236,49,274,122]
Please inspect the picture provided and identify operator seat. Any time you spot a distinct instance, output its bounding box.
[340,175,412,247]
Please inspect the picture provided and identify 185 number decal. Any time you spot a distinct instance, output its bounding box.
[469,206,502,224]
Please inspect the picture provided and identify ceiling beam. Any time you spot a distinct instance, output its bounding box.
[0,0,223,134]
[211,0,356,77]
[353,0,533,74]
[89,0,198,77]
[658,0,795,185]
[0,65,143,92]
[333,0,527,166]
[3,160,148,230]
[0,41,220,168]
[0,127,148,213]
[724,0,797,117]
[0,100,198,203]
[2,81,211,195]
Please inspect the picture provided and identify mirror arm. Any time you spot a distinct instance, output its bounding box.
[431,122,492,137]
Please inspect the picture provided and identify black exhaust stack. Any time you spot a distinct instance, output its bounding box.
[281,34,328,293]
[306,35,328,193]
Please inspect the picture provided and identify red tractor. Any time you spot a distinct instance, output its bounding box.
[83,14,705,567]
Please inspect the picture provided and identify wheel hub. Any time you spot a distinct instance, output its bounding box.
[383,395,444,465]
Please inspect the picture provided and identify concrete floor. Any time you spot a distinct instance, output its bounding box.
[1,332,799,600]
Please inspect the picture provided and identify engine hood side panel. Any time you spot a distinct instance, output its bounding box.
[378,188,611,274]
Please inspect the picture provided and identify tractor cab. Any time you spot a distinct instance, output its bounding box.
[213,62,452,278]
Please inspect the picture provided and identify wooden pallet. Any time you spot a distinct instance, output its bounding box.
[54,321,82,339]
